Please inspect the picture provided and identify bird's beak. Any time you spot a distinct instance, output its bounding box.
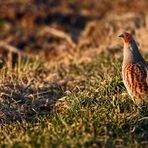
[118,34,124,38]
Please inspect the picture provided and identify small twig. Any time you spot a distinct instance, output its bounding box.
[138,117,148,121]
[0,42,21,54]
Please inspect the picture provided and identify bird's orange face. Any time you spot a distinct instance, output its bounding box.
[119,32,132,43]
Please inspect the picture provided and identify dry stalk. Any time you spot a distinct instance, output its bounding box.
[0,41,37,70]
[39,26,76,49]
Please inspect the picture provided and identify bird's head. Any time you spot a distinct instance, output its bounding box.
[118,32,144,63]
[119,32,133,44]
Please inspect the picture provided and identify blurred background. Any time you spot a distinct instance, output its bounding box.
[0,0,148,66]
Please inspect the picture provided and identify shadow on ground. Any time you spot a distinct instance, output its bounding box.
[0,79,66,124]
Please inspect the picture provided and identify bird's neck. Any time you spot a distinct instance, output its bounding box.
[123,40,145,66]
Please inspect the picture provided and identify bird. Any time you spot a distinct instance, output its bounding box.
[119,32,148,108]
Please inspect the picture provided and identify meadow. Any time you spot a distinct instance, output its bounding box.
[1,52,148,147]
[0,0,148,147]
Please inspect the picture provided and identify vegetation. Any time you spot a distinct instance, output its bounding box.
[0,53,147,147]
[0,0,148,147]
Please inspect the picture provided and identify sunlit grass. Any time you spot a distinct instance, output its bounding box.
[0,53,148,147]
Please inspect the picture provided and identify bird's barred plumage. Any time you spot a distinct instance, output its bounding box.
[123,63,148,101]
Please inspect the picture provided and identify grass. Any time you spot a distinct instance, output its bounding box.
[0,52,148,148]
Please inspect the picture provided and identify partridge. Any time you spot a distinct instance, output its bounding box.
[119,32,148,106]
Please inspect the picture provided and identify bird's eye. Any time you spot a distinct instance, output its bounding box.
[125,34,129,37]
[125,34,130,40]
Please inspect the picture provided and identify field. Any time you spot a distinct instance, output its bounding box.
[0,0,148,147]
